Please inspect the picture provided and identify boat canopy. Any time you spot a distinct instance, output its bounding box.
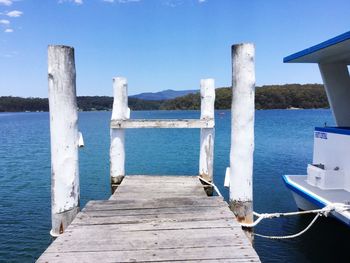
[284,31,350,64]
[284,31,350,126]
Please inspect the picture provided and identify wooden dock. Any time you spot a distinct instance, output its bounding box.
[37,176,260,262]
[43,46,260,262]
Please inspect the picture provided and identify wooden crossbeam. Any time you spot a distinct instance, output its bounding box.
[111,119,214,129]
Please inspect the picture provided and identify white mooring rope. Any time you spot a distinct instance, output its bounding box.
[198,176,223,197]
[254,213,321,240]
[198,177,350,239]
[241,203,350,239]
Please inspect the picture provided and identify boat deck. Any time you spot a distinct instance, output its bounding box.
[284,175,350,224]
[37,175,260,262]
[286,175,350,204]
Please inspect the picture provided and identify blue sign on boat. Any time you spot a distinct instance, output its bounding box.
[315,131,327,139]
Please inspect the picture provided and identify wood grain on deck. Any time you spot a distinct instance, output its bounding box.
[37,175,260,262]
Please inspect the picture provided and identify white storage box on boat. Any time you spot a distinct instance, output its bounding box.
[307,164,344,190]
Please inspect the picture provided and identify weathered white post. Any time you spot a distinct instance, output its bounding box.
[48,45,80,237]
[229,43,255,232]
[110,77,129,193]
[199,78,215,195]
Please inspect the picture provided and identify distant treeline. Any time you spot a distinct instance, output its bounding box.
[75,96,162,111]
[160,84,329,110]
[0,96,162,112]
[0,97,49,112]
[0,84,329,112]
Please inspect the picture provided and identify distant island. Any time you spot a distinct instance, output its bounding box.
[0,84,328,112]
[130,89,198,101]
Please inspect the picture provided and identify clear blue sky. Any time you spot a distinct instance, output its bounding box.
[1,0,350,97]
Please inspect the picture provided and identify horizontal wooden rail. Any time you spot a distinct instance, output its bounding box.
[111,119,214,129]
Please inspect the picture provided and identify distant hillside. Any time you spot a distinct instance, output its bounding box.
[76,96,162,111]
[130,89,198,101]
[160,84,329,110]
[0,84,329,112]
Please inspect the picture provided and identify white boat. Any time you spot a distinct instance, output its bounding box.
[283,31,350,225]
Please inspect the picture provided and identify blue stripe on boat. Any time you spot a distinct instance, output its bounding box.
[282,175,326,208]
[283,31,350,63]
[315,126,350,136]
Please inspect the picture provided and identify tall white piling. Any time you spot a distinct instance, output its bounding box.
[229,43,255,229]
[48,45,80,237]
[110,77,129,193]
[199,79,215,195]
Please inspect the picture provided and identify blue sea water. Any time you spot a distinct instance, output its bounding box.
[0,109,350,262]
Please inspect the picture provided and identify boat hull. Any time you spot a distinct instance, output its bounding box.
[283,175,350,226]
[291,192,319,211]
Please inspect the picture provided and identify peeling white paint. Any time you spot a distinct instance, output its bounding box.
[48,45,80,236]
[199,79,215,182]
[110,77,129,187]
[111,119,214,129]
[229,43,255,218]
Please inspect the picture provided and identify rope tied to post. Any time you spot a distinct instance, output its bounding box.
[198,176,223,197]
[240,203,350,239]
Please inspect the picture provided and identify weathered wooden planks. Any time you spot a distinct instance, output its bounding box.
[109,175,207,199]
[37,175,260,262]
[38,247,260,263]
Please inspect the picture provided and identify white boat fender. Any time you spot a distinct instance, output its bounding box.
[126,107,131,119]
[78,132,84,148]
[224,167,230,188]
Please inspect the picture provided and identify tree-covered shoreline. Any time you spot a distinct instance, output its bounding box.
[0,84,329,112]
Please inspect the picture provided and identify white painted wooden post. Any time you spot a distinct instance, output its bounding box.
[110,77,129,193]
[48,45,80,237]
[199,79,215,195]
[229,43,255,228]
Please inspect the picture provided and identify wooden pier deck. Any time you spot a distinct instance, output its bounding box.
[38,175,260,262]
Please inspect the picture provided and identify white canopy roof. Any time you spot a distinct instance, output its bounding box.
[284,31,350,64]
[284,31,350,126]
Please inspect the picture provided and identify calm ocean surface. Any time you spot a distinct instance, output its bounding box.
[1,109,350,262]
